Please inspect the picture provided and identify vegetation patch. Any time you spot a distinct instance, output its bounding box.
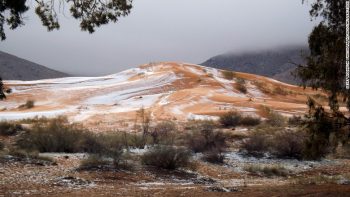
[244,164,290,177]
[142,145,191,170]
[0,121,23,136]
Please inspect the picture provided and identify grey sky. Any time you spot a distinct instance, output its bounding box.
[0,0,317,76]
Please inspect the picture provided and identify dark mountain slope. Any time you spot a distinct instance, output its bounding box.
[0,51,69,80]
[201,46,309,85]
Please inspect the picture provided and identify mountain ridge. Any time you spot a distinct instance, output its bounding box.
[201,46,309,85]
[0,50,69,80]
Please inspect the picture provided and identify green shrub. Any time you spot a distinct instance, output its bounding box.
[142,145,191,170]
[219,111,242,127]
[221,70,234,80]
[0,121,22,136]
[239,116,261,126]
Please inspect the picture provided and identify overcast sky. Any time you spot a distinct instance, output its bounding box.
[0,0,317,76]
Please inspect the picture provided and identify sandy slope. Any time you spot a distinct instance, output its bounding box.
[0,62,327,129]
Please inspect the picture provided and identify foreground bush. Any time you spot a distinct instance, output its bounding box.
[0,141,4,150]
[142,145,191,170]
[16,117,91,153]
[0,121,22,136]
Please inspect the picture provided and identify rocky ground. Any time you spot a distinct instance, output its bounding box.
[1,150,350,197]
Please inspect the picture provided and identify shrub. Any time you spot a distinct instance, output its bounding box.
[0,141,4,150]
[0,121,22,136]
[271,130,306,159]
[239,116,261,126]
[244,164,289,177]
[150,121,176,145]
[235,78,247,93]
[142,145,191,170]
[5,88,12,94]
[288,115,303,126]
[219,111,242,127]
[273,86,288,95]
[16,117,89,153]
[79,155,110,170]
[19,100,35,109]
[222,70,234,80]
[202,149,225,164]
[188,122,227,153]
[262,107,286,127]
[241,132,270,157]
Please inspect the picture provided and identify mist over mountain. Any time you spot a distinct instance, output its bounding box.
[0,51,69,81]
[201,46,309,85]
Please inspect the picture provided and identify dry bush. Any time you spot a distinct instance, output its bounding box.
[261,106,286,127]
[222,70,234,80]
[253,81,271,94]
[202,149,225,164]
[142,145,191,170]
[19,100,35,109]
[241,132,270,157]
[150,121,176,145]
[0,121,22,136]
[187,122,227,153]
[0,141,4,150]
[239,116,261,126]
[16,117,91,153]
[244,164,289,177]
[288,115,303,126]
[271,130,306,159]
[79,155,110,171]
[219,111,242,128]
[235,78,247,94]
[273,86,288,95]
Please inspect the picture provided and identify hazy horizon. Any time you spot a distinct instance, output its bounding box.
[0,0,317,76]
